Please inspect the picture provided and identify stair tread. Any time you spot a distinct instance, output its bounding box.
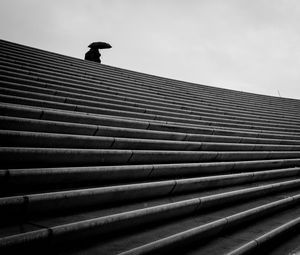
[184,205,300,255]
[1,38,300,254]
[44,190,300,255]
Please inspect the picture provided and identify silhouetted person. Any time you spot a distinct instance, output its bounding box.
[85,48,101,63]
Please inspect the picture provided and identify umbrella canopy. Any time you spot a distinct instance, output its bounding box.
[88,41,112,49]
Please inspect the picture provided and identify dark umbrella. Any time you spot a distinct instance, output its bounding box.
[88,41,112,49]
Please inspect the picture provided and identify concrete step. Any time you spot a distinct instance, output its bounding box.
[1,55,300,122]
[2,80,300,129]
[2,78,300,129]
[13,189,298,255]
[1,66,300,122]
[0,147,300,169]
[118,194,300,255]
[3,103,300,141]
[1,178,293,232]
[3,116,300,146]
[3,130,300,151]
[2,160,300,193]
[227,215,300,255]
[1,169,300,216]
[1,39,300,254]
[2,147,300,169]
[1,66,298,125]
[6,92,299,134]
[1,184,299,254]
[2,42,300,114]
[0,82,299,129]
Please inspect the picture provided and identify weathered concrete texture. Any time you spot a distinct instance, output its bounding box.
[1,39,300,254]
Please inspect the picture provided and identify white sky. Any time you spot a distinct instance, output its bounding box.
[0,0,300,99]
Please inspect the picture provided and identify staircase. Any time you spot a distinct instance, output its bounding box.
[1,39,300,254]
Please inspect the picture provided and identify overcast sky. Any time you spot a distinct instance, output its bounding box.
[1,0,300,99]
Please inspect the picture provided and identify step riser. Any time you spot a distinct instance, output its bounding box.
[2,131,300,151]
[0,159,300,189]
[2,169,300,218]
[2,39,300,254]
[227,217,300,255]
[2,104,300,141]
[1,46,300,116]
[119,195,300,255]
[1,183,299,252]
[2,160,300,189]
[2,73,300,128]
[3,116,300,145]
[3,84,300,131]
[2,92,300,134]
[2,148,300,168]
[2,75,300,127]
